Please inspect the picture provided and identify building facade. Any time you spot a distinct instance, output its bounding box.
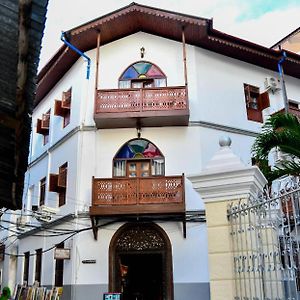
[1,3,300,300]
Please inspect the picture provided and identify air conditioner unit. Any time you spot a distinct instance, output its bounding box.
[264,77,281,92]
[16,216,27,229]
[39,205,59,215]
[35,214,52,223]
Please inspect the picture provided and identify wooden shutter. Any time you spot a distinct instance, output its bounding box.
[258,92,270,110]
[62,88,71,109]
[58,163,67,188]
[49,174,59,192]
[41,112,50,129]
[54,100,63,117]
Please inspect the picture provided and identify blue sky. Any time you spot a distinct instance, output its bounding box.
[39,0,300,69]
[236,0,300,21]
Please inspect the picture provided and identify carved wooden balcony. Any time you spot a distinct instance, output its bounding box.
[273,107,300,120]
[90,175,185,217]
[94,86,189,128]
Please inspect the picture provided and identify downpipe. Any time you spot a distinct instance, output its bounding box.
[61,32,91,79]
[277,51,289,114]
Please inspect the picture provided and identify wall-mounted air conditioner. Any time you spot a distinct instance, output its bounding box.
[264,77,281,92]
[34,205,59,223]
[39,205,59,215]
[16,216,27,230]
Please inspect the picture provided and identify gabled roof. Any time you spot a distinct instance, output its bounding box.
[36,2,300,104]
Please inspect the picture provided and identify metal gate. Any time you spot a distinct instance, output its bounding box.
[228,179,300,300]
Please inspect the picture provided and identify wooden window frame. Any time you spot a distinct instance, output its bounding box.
[23,251,30,283]
[244,84,270,123]
[0,244,4,261]
[55,242,64,287]
[54,88,71,128]
[35,248,42,284]
[39,177,46,206]
[37,110,51,144]
[49,163,68,207]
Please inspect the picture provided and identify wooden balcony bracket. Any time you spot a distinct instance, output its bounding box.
[91,216,98,240]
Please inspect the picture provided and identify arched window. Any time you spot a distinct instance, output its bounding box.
[113,138,165,177]
[119,61,167,89]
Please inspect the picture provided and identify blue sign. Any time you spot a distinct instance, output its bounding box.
[103,293,122,300]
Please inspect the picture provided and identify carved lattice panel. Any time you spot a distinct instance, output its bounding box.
[139,177,183,204]
[93,176,184,206]
[95,89,141,113]
[142,87,187,111]
[95,87,188,114]
[93,179,137,205]
[116,225,165,252]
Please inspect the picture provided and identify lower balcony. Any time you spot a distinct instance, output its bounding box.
[94,86,189,128]
[89,175,185,217]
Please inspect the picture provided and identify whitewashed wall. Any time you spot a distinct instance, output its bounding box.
[14,29,300,297]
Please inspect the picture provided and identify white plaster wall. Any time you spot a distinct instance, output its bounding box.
[47,134,79,215]
[31,59,89,161]
[80,32,300,131]
[73,221,209,285]
[16,29,300,293]
[22,132,79,218]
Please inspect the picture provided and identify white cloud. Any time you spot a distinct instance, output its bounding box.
[39,0,300,70]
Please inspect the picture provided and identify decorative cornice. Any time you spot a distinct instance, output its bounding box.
[188,166,267,203]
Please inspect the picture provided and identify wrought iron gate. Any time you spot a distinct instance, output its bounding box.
[228,180,300,300]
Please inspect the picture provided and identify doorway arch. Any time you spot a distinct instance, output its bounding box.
[109,222,174,300]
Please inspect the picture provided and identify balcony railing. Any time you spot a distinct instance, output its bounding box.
[94,86,189,128]
[90,175,185,216]
[273,107,300,120]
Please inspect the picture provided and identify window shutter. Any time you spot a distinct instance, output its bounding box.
[62,88,71,109]
[54,100,63,117]
[58,163,67,188]
[258,92,270,110]
[36,119,42,133]
[49,174,59,192]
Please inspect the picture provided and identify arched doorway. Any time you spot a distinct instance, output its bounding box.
[109,222,173,300]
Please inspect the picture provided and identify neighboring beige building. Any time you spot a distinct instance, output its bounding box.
[272,27,300,54]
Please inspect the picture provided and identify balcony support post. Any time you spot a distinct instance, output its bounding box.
[182,216,186,238]
[95,30,101,92]
[182,26,188,87]
[91,216,98,240]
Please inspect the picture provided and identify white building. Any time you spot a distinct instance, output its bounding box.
[1,3,300,300]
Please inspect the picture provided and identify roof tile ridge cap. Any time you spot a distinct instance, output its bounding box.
[208,32,278,59]
[134,4,206,25]
[209,28,283,59]
[71,6,135,36]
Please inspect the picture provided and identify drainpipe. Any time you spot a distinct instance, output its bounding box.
[61,32,91,80]
[277,50,289,114]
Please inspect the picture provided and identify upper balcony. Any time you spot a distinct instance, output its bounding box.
[89,175,185,217]
[94,86,189,128]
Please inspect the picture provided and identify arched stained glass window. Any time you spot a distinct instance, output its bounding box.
[119,61,167,89]
[113,138,165,177]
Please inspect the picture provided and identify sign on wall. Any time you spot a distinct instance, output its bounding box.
[54,248,70,260]
[103,293,122,300]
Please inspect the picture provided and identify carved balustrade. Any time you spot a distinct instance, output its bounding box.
[95,86,187,114]
[92,175,184,210]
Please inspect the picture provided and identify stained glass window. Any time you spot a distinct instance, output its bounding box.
[115,139,163,159]
[113,138,165,177]
[119,61,166,88]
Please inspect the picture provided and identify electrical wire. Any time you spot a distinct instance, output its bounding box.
[3,219,117,257]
